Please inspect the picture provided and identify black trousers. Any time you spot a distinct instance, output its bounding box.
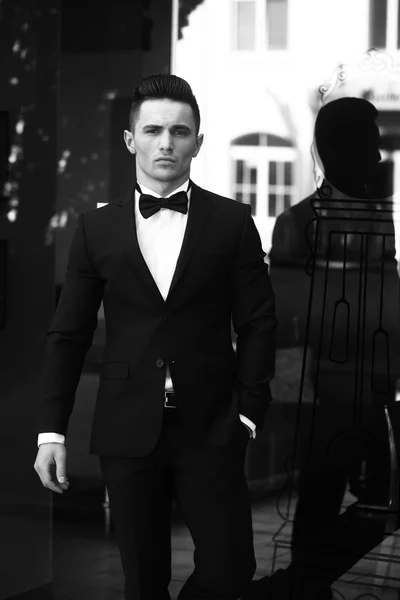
[99,408,256,600]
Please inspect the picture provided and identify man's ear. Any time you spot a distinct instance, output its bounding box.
[124,130,136,154]
[193,133,204,158]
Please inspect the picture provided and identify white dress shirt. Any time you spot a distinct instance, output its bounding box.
[37,179,256,446]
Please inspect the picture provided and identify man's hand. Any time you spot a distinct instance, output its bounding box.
[34,443,70,494]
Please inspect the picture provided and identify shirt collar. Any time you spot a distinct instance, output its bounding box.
[136,179,191,199]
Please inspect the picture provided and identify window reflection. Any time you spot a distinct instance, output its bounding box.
[369,0,400,51]
[231,133,296,224]
[370,0,388,48]
[234,0,288,51]
[236,1,256,50]
[266,0,288,50]
[174,0,400,592]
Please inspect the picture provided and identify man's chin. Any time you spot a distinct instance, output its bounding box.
[150,169,185,182]
[154,162,178,172]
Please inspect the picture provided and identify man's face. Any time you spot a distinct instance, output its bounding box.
[124,99,203,191]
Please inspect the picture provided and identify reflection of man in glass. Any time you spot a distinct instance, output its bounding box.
[248,98,400,599]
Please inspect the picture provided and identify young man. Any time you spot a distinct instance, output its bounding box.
[34,74,277,600]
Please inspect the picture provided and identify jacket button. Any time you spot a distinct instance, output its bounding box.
[156,358,165,368]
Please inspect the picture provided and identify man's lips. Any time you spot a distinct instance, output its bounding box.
[156,157,175,163]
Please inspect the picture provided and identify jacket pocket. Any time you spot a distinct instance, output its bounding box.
[100,361,130,379]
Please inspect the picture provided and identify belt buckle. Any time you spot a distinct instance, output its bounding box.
[164,393,176,409]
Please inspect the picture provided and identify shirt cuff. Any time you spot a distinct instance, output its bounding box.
[239,414,256,439]
[38,433,65,447]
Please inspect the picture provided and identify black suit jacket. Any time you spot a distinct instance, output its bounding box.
[37,182,277,456]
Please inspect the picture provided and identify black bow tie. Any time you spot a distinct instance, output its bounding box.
[136,184,189,219]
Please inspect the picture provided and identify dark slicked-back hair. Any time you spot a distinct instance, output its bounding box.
[129,74,201,134]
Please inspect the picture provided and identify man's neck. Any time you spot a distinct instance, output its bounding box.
[137,175,190,197]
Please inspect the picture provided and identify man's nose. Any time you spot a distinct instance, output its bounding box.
[159,133,173,151]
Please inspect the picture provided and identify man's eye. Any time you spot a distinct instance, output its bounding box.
[175,130,186,136]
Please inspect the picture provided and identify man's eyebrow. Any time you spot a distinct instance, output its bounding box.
[171,124,191,131]
[142,124,191,129]
[141,123,192,132]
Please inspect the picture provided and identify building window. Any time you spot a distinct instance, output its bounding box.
[268,159,293,216]
[266,0,288,49]
[370,0,400,51]
[231,133,295,218]
[234,159,258,213]
[237,1,256,50]
[234,0,288,51]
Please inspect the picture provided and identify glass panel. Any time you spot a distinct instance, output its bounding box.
[250,168,257,184]
[268,193,276,217]
[236,192,243,203]
[267,133,293,147]
[284,162,292,185]
[266,0,288,50]
[236,160,244,183]
[237,1,256,50]
[269,161,277,184]
[370,0,387,48]
[284,194,291,210]
[233,133,260,145]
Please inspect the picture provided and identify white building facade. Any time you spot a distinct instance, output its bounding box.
[174,0,400,252]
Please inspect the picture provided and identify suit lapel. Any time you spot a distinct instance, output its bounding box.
[118,182,212,305]
[119,189,165,306]
[167,182,212,300]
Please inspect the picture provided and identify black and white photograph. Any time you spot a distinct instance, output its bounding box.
[1,1,400,599]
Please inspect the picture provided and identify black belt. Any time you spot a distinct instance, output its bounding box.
[164,392,177,409]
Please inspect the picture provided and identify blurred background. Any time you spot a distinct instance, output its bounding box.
[174,0,400,253]
[1,0,400,598]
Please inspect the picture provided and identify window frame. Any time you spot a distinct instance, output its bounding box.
[231,144,296,217]
[234,0,257,51]
[232,0,289,52]
[265,0,289,50]
[370,0,400,51]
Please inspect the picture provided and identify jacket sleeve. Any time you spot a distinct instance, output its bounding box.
[232,205,277,430]
[36,214,105,436]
